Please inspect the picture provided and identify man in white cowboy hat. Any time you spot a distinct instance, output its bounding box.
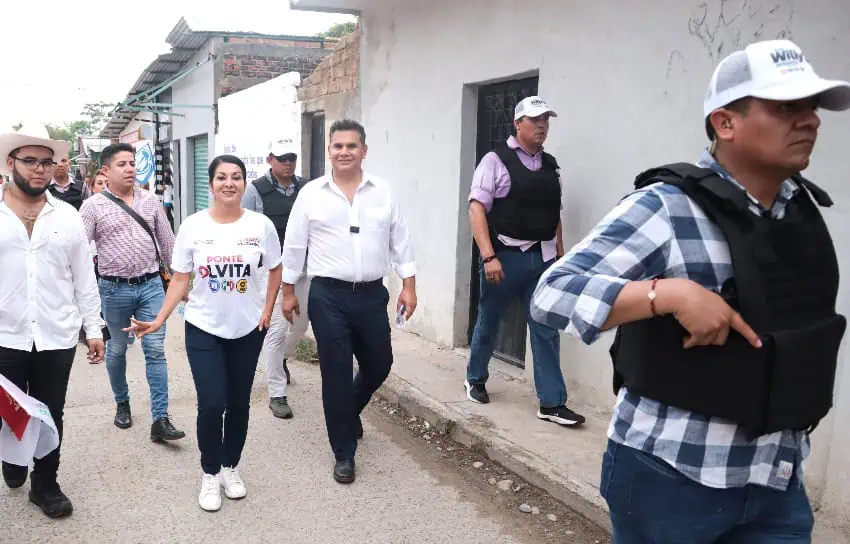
[531,39,850,541]
[0,119,104,518]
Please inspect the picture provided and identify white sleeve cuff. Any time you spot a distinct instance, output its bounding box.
[282,268,303,285]
[84,324,103,341]
[396,262,416,279]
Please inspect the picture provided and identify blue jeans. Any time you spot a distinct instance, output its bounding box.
[99,276,170,421]
[467,248,567,408]
[601,440,814,543]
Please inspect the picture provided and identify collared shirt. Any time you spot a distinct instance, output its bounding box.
[50,177,72,194]
[241,170,301,213]
[79,186,174,278]
[468,135,562,261]
[530,149,806,491]
[0,185,102,350]
[282,171,416,284]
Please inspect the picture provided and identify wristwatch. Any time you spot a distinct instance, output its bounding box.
[482,255,497,264]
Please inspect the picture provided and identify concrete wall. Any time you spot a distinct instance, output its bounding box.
[357,0,850,529]
[170,41,217,221]
[299,28,361,178]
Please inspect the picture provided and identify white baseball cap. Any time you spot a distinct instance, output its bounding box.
[514,96,558,121]
[268,137,298,159]
[703,39,850,122]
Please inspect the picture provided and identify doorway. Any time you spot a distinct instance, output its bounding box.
[467,76,539,368]
[190,134,209,212]
[310,114,326,179]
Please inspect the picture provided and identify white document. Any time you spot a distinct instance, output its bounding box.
[0,373,60,466]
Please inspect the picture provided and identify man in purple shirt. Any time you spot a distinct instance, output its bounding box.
[466,96,584,427]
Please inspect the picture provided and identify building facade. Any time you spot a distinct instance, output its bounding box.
[292,0,850,532]
[102,17,335,227]
[298,26,361,179]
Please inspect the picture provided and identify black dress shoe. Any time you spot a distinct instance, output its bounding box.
[2,462,27,489]
[151,417,186,442]
[29,482,73,518]
[355,417,364,440]
[333,459,356,484]
[114,401,132,429]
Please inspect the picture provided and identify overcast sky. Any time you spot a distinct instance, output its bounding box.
[0,1,354,128]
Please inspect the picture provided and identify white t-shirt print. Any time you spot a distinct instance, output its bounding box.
[171,210,282,339]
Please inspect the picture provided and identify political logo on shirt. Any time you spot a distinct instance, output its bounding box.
[198,255,252,294]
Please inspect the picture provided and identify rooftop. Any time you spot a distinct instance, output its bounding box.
[100,17,333,138]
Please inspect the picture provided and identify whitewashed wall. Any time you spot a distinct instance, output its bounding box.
[358,0,850,529]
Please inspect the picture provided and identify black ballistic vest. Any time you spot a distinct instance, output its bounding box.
[49,180,84,210]
[609,163,846,438]
[253,174,305,249]
[488,146,562,243]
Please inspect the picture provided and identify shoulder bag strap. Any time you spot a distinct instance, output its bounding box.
[102,191,162,264]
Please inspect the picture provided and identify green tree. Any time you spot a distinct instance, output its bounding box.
[80,102,113,131]
[45,102,113,150]
[45,124,75,143]
[316,21,357,38]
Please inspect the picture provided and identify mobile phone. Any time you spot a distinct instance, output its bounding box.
[396,304,407,328]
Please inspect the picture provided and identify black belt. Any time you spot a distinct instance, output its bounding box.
[313,276,383,293]
[99,271,159,285]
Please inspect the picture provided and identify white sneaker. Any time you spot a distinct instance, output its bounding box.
[219,466,247,499]
[199,473,222,511]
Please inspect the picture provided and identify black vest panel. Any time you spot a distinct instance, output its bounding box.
[253,175,302,248]
[609,163,845,437]
[49,181,84,210]
[488,146,561,242]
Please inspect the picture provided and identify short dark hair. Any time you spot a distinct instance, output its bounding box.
[101,143,136,167]
[329,119,366,146]
[705,98,751,140]
[208,154,247,184]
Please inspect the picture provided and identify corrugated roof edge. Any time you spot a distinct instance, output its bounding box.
[100,16,335,138]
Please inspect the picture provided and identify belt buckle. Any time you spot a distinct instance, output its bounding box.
[128,276,140,286]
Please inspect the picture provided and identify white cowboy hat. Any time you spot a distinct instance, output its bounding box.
[0,119,71,176]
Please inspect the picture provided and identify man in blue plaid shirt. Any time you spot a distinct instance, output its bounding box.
[531,39,850,543]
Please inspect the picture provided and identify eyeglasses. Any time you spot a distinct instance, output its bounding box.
[12,156,56,170]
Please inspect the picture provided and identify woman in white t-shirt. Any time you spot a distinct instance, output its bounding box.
[126,155,282,512]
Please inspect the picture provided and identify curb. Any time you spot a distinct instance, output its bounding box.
[375,373,613,534]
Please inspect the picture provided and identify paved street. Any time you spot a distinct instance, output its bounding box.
[0,316,539,544]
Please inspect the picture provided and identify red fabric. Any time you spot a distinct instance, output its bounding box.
[0,389,30,441]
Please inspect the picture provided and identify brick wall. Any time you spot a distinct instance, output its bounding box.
[298,27,360,101]
[225,36,335,48]
[217,39,335,98]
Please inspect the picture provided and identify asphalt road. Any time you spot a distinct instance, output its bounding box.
[0,316,538,544]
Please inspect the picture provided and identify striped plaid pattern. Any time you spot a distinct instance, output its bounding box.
[531,150,808,491]
[80,187,174,278]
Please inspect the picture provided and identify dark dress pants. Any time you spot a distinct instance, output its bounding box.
[308,277,393,461]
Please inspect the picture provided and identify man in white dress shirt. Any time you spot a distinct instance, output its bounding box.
[282,119,417,484]
[0,121,104,518]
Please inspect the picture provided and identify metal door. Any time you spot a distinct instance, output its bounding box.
[310,115,326,179]
[191,134,209,212]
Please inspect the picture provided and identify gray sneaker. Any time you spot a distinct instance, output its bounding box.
[269,397,293,419]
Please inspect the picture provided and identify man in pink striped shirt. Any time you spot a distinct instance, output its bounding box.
[80,143,185,442]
